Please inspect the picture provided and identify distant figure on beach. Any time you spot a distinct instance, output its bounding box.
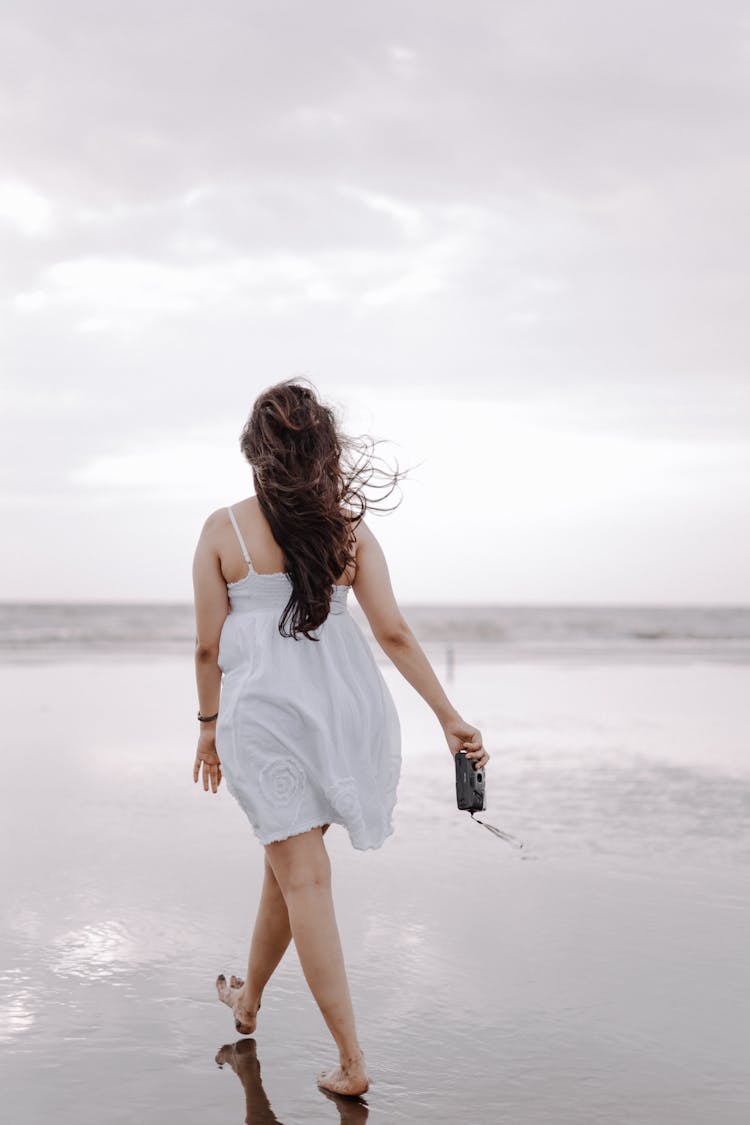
[191,378,488,1097]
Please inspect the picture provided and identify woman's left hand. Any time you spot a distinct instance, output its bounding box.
[193,731,222,793]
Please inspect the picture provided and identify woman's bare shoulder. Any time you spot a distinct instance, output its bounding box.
[228,495,259,515]
[200,505,245,546]
[204,497,257,525]
[202,506,228,529]
[348,513,375,553]
[349,511,373,536]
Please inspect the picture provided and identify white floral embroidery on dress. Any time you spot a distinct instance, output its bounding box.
[325,776,366,827]
[259,757,307,808]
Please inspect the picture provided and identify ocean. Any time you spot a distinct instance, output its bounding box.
[2,601,749,664]
[1,601,748,1123]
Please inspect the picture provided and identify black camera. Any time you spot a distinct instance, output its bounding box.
[455,749,486,813]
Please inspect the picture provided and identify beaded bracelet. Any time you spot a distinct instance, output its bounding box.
[197,711,219,722]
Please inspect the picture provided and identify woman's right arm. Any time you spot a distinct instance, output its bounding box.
[351,519,489,770]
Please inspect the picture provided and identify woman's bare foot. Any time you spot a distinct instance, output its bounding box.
[216,973,261,1035]
[317,1047,369,1097]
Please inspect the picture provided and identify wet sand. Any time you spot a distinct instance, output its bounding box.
[1,656,749,1123]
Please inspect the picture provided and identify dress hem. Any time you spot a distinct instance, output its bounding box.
[351,820,396,851]
[254,815,396,850]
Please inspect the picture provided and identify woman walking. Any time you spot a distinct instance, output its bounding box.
[191,379,488,1097]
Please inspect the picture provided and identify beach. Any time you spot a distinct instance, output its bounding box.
[1,610,749,1123]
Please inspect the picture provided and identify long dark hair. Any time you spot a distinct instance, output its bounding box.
[239,377,406,641]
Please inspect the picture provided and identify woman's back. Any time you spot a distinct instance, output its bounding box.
[219,496,357,587]
[215,497,402,851]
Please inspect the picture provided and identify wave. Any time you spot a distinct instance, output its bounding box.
[1,602,749,664]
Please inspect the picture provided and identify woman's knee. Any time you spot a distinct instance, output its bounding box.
[265,827,331,897]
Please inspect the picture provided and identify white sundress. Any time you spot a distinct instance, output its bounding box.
[215,506,402,850]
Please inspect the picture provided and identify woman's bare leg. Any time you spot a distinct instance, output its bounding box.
[264,825,368,1096]
[243,857,292,1002]
[217,825,331,1034]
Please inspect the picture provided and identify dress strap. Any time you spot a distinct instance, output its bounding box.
[226,506,255,572]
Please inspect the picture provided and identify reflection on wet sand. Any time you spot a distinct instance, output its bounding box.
[216,1038,369,1124]
[2,658,749,1123]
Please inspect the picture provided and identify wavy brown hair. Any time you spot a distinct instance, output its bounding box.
[239,377,407,641]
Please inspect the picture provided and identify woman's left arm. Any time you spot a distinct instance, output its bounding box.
[192,511,230,794]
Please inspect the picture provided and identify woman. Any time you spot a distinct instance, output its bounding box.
[192,379,488,1098]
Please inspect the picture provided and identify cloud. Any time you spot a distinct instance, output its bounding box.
[69,426,240,497]
[8,200,480,335]
[0,0,748,601]
[0,181,54,236]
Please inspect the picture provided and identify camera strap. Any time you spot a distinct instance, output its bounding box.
[469,811,524,850]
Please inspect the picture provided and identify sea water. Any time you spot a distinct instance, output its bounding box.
[0,603,748,1123]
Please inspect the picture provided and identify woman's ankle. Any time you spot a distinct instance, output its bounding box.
[238,986,262,1014]
[338,1044,365,1068]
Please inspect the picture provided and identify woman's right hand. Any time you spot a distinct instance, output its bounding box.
[441,714,489,769]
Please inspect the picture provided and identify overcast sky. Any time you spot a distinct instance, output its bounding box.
[1,0,748,604]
